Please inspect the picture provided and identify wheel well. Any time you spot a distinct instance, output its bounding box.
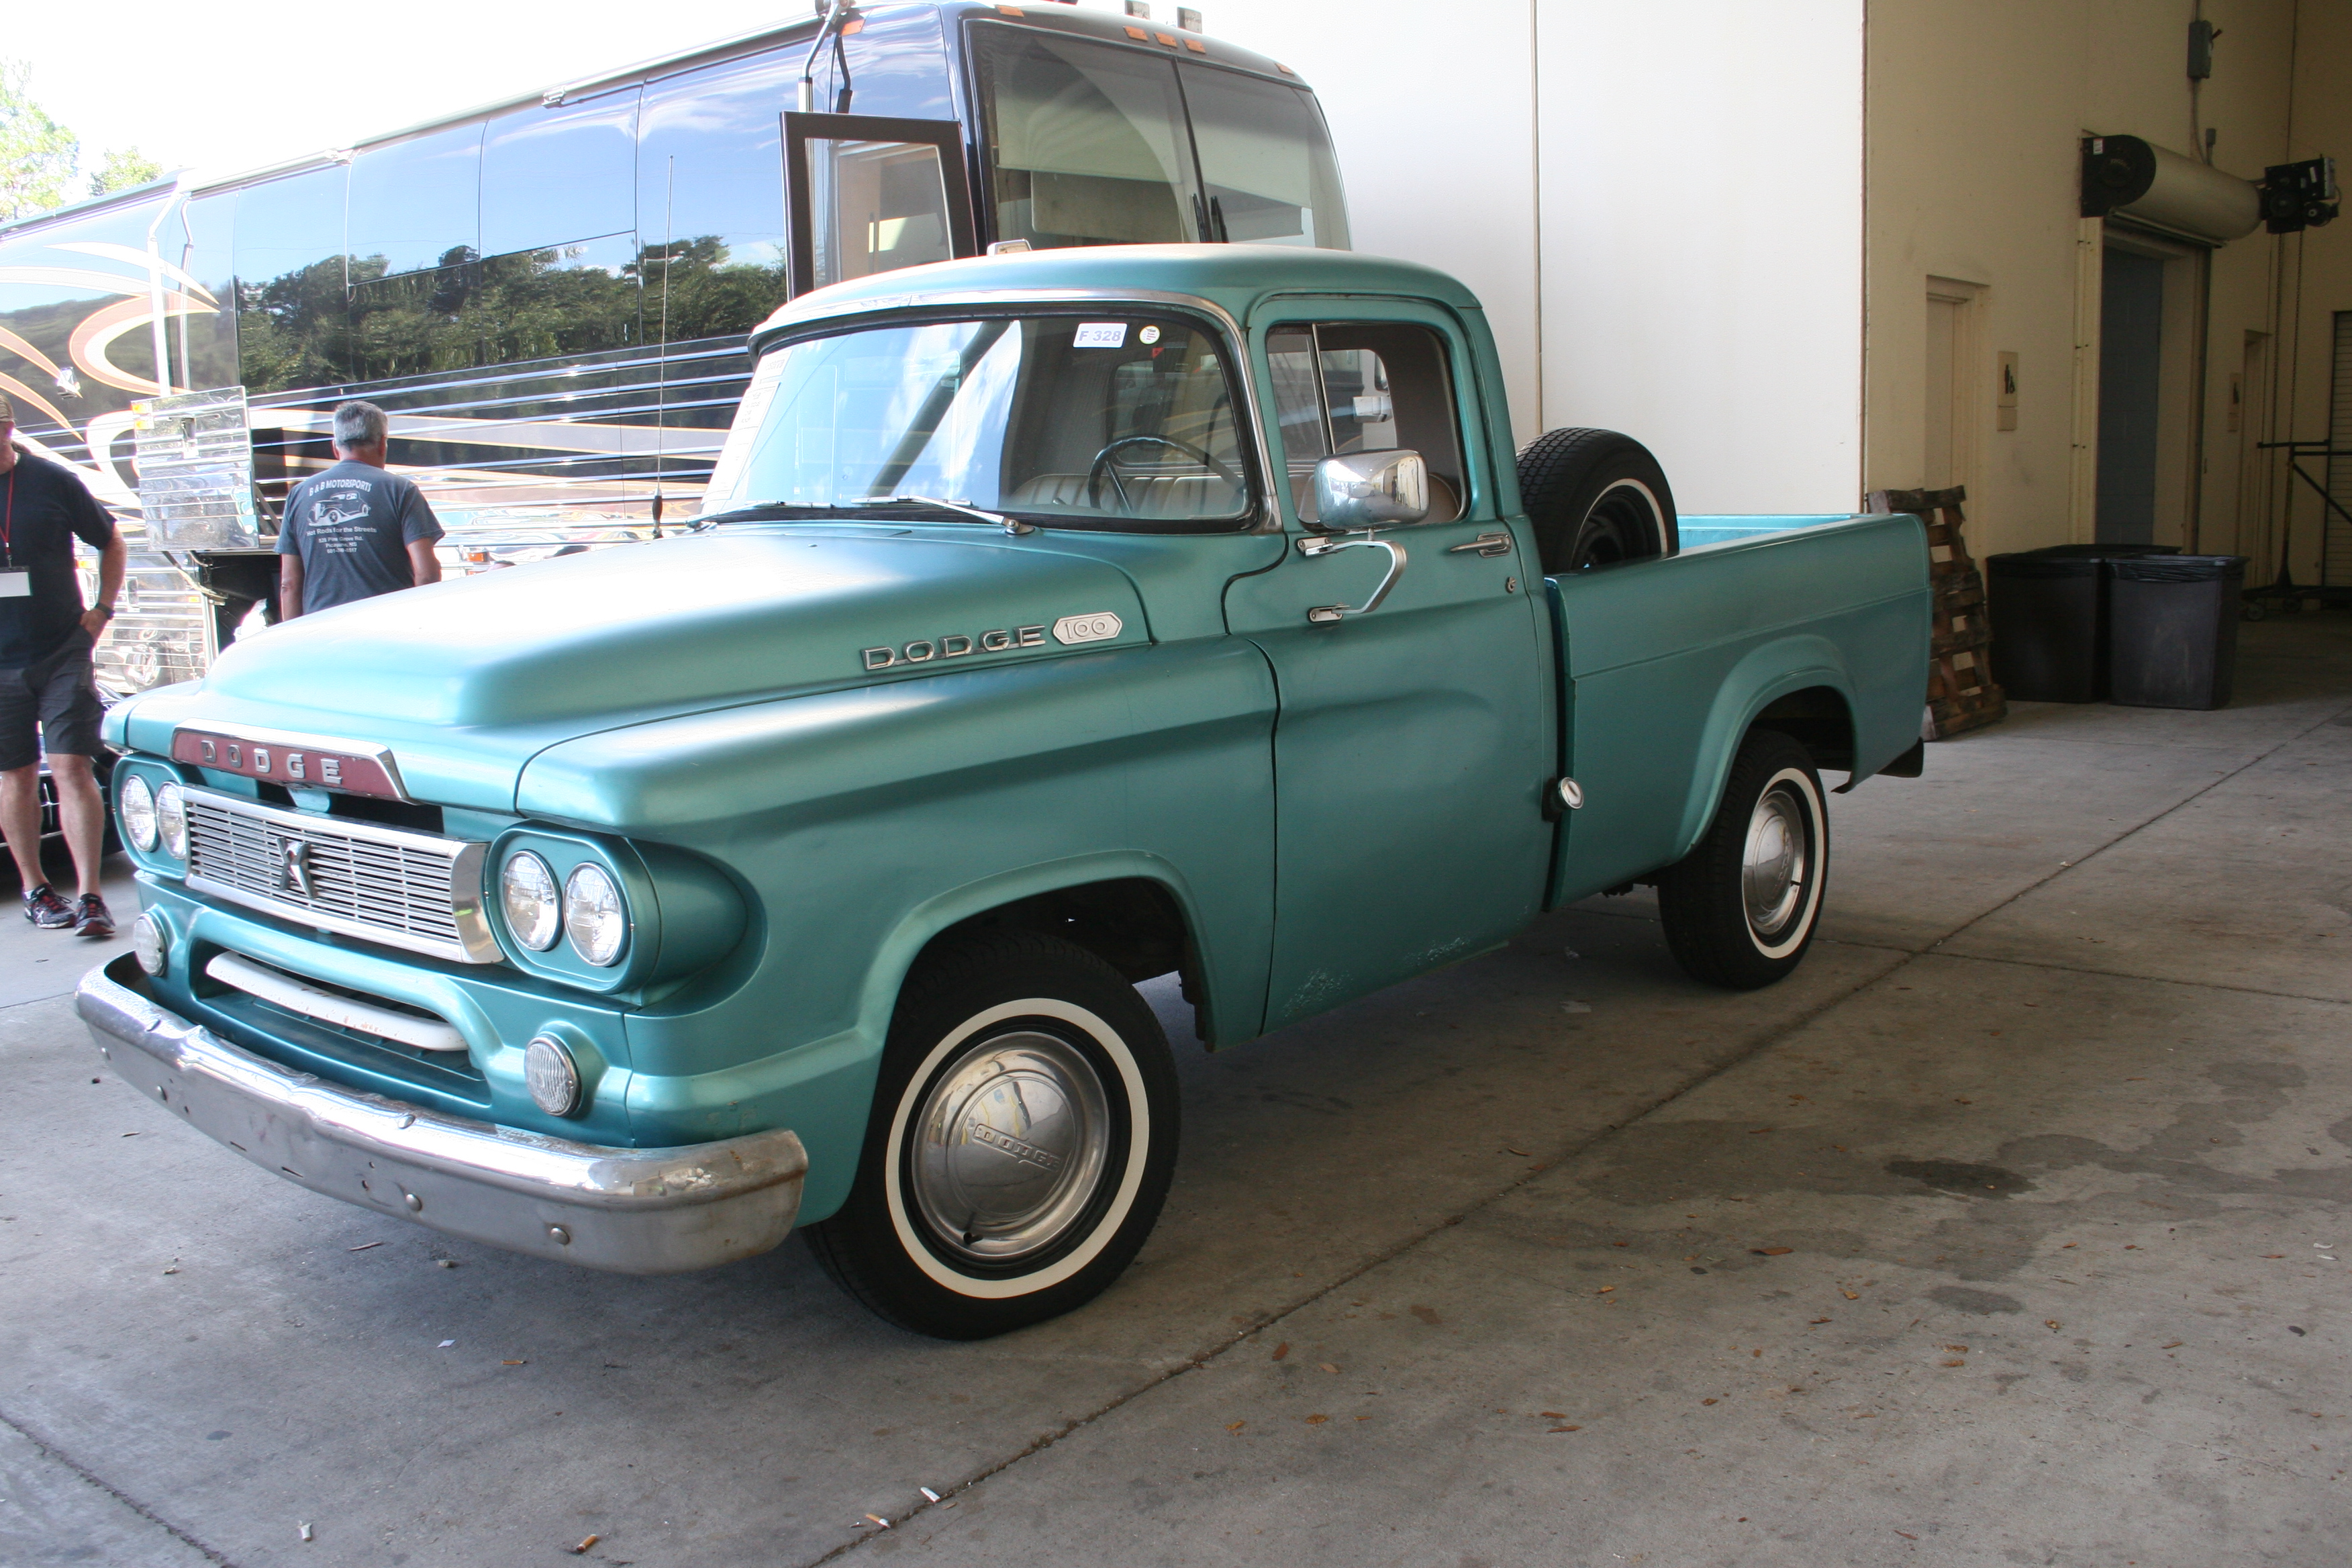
[928,877,1207,1038]
[1751,686,1855,773]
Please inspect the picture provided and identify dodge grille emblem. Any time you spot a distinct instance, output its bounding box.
[281,837,313,899]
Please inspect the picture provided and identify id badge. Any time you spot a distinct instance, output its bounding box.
[0,573,28,599]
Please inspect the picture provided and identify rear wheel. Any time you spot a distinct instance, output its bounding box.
[1657,728,1828,989]
[1516,428,1677,575]
[804,932,1179,1338]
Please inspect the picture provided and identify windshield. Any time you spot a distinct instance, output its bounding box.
[703,313,1254,532]
[1181,68,1351,248]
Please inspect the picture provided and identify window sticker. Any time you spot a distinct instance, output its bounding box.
[1073,322,1128,348]
[1138,324,1161,345]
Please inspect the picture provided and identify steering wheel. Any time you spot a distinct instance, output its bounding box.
[1085,435,1240,513]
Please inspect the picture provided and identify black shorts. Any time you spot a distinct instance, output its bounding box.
[0,633,105,771]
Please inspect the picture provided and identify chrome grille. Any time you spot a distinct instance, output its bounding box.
[181,787,498,965]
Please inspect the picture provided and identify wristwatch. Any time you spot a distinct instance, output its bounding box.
[92,603,115,620]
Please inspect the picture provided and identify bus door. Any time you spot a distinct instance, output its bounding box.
[783,112,977,298]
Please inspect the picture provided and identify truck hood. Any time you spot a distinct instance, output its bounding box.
[117,527,1148,810]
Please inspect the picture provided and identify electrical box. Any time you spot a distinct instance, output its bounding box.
[2188,19,2216,80]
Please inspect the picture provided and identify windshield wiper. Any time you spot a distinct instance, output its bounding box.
[693,501,820,526]
[696,497,1039,535]
[850,495,1037,536]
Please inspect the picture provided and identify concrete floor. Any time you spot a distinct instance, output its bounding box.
[4,615,2348,1567]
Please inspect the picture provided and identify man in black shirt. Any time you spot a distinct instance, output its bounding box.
[277,401,443,617]
[0,395,126,937]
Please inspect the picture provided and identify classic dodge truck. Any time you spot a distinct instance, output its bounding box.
[80,246,1928,1337]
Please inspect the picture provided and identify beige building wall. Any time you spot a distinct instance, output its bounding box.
[1865,0,2343,575]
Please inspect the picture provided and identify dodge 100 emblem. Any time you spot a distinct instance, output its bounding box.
[1051,611,1122,645]
[281,837,313,899]
[860,613,1126,670]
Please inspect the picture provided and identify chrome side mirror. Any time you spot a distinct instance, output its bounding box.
[1309,450,1428,533]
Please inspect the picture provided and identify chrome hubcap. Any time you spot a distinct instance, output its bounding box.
[1742,784,1809,938]
[909,1030,1112,1265]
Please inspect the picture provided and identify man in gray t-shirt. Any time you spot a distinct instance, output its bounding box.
[278,400,444,617]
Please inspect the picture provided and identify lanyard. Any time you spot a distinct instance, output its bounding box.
[2,466,12,569]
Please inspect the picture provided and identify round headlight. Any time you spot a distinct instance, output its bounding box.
[524,1034,582,1116]
[500,851,560,950]
[119,773,157,851]
[563,862,628,967]
[154,783,188,859]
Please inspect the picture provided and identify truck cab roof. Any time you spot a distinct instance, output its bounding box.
[750,243,1488,350]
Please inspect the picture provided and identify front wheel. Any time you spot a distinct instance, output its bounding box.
[803,932,1179,1338]
[1657,729,1829,989]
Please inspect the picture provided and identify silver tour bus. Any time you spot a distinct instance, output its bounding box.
[0,1,1349,693]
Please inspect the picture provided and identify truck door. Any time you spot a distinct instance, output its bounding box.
[782,112,977,298]
[1224,304,1551,1030]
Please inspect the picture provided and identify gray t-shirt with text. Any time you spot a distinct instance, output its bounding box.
[276,460,444,612]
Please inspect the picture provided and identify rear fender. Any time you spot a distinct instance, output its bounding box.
[1672,636,1859,863]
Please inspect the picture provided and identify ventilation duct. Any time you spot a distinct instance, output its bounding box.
[2080,134,2261,244]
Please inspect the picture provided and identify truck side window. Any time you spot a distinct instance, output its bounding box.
[1265,322,1465,524]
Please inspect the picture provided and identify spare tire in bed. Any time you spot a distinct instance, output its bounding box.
[1516,428,1678,575]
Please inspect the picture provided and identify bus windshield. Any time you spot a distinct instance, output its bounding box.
[703,313,1253,533]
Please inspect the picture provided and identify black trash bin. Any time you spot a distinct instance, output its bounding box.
[2108,555,2247,709]
[1987,553,2104,701]
[1987,544,2183,703]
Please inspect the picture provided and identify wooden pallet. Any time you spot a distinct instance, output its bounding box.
[1865,486,2008,739]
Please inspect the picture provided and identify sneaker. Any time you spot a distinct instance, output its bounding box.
[22,884,74,928]
[73,893,115,938]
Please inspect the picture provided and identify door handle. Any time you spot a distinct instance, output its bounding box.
[1449,530,1513,558]
[1297,534,1408,623]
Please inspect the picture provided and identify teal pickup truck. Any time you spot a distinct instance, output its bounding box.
[80,246,1927,1336]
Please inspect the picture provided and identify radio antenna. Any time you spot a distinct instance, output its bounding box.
[652,156,675,537]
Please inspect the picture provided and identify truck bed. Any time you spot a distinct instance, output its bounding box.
[1544,511,1931,905]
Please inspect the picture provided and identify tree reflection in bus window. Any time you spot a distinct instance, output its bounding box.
[233,164,348,395]
[977,26,1200,248]
[343,234,642,384]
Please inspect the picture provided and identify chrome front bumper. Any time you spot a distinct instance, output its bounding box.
[77,954,807,1275]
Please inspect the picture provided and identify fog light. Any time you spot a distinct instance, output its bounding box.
[524,1034,581,1116]
[132,912,168,976]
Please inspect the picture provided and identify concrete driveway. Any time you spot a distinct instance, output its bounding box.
[5,617,2347,1567]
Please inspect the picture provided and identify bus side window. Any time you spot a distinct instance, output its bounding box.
[638,50,797,344]
[482,89,639,258]
[232,163,349,399]
[348,124,483,280]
